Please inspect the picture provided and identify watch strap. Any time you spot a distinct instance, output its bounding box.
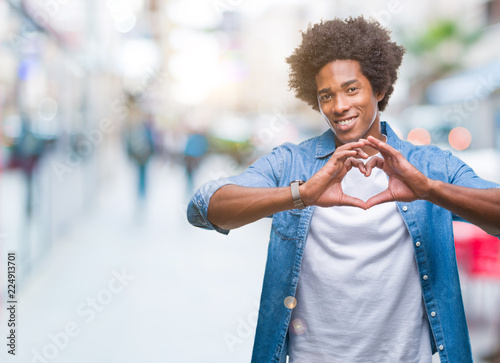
[290,180,306,209]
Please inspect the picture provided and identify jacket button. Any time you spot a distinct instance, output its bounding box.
[197,201,202,207]
[423,275,429,280]
[439,345,444,351]
[402,206,408,212]
[415,241,421,247]
[431,311,436,317]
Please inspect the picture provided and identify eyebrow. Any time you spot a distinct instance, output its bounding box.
[317,79,359,95]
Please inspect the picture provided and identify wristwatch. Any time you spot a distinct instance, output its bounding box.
[289,180,306,209]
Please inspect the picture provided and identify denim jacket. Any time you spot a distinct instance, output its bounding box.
[187,122,500,363]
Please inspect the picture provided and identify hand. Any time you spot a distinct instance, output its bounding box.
[300,141,370,209]
[361,136,432,208]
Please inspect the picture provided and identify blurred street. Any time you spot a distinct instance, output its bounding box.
[1,152,272,363]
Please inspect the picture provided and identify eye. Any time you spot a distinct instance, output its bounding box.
[319,94,332,102]
[347,87,358,93]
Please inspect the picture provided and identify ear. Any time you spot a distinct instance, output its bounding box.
[376,91,385,102]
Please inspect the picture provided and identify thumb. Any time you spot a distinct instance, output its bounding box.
[339,194,368,210]
[366,189,393,209]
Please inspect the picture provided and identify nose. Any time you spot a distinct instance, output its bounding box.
[332,95,350,115]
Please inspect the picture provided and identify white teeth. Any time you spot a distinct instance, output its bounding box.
[337,117,356,126]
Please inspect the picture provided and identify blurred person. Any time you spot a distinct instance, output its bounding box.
[484,348,500,363]
[187,17,500,363]
[124,96,156,202]
[484,334,500,363]
[183,131,208,194]
[11,118,46,217]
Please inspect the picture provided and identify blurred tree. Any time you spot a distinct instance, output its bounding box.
[402,18,484,103]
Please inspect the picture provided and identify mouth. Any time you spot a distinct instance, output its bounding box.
[334,115,358,127]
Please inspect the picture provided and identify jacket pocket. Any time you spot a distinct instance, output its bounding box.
[271,209,302,240]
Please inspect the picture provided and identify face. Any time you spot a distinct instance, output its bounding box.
[316,60,385,149]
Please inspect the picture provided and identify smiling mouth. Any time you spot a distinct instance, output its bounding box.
[335,116,357,126]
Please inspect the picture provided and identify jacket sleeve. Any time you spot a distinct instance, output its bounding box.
[186,146,283,235]
[447,151,500,190]
[447,151,500,235]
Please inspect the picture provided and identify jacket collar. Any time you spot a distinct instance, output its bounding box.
[314,121,400,159]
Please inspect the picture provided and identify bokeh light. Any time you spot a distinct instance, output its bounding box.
[114,12,137,33]
[284,296,297,309]
[290,318,307,335]
[449,127,472,151]
[407,127,431,145]
[37,97,58,120]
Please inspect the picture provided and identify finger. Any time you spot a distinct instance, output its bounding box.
[334,140,374,160]
[364,156,384,176]
[361,140,388,160]
[330,141,377,167]
[366,136,400,158]
[326,150,357,169]
[362,138,386,153]
[342,140,367,149]
[353,148,369,159]
[332,149,358,160]
[366,135,386,146]
[366,189,394,208]
[336,140,368,154]
[365,143,394,165]
[345,157,353,171]
[359,138,378,149]
[347,157,367,174]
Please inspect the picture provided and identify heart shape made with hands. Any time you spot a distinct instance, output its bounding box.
[312,136,421,210]
[344,156,390,206]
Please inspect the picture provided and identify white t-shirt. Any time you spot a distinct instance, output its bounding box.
[289,155,432,363]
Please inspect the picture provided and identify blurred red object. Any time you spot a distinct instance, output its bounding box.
[454,221,500,278]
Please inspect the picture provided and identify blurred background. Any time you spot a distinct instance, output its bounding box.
[0,0,500,362]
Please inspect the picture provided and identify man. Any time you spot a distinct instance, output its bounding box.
[187,17,500,362]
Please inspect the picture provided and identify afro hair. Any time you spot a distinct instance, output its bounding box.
[286,16,405,112]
